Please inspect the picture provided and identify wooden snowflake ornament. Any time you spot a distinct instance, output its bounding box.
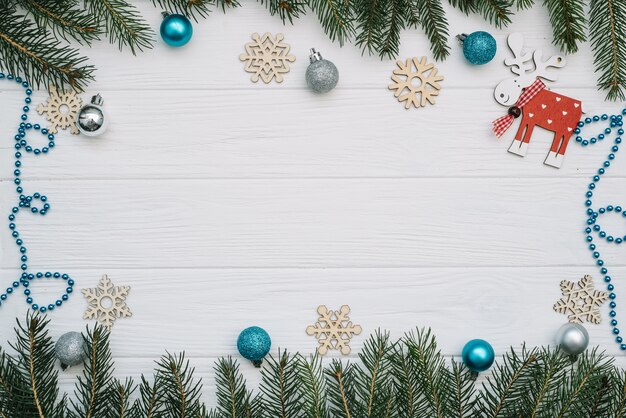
[82,275,132,330]
[388,57,444,109]
[553,275,609,324]
[37,86,82,134]
[306,305,362,355]
[239,33,296,83]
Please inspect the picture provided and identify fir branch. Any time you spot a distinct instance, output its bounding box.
[307,0,355,46]
[326,360,361,418]
[551,348,614,418]
[150,0,212,20]
[83,0,154,54]
[353,0,386,55]
[404,328,451,418]
[259,350,301,418]
[257,0,307,24]
[447,0,476,15]
[9,312,66,418]
[377,0,407,59]
[295,354,328,418]
[449,360,477,418]
[589,0,626,101]
[543,0,586,53]
[525,348,569,418]
[213,357,255,418]
[390,344,422,417]
[155,352,204,418]
[214,0,241,12]
[473,0,512,28]
[106,378,139,418]
[19,0,100,44]
[514,0,534,9]
[136,375,162,418]
[0,347,31,418]
[480,345,538,418]
[70,325,114,418]
[409,0,450,61]
[607,368,626,418]
[354,330,394,417]
[0,7,94,90]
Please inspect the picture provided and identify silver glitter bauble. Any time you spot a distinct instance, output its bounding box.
[77,94,107,136]
[55,331,85,369]
[305,48,339,93]
[556,323,589,357]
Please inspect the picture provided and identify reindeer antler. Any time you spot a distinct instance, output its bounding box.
[504,33,534,76]
[532,50,566,82]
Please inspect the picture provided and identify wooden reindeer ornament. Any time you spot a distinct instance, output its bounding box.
[492,33,582,168]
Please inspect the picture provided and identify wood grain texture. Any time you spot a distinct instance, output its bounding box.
[0,0,625,407]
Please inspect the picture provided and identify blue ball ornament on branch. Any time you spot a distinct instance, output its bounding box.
[462,338,495,376]
[160,13,193,47]
[237,326,271,367]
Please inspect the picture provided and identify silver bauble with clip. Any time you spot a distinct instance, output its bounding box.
[77,94,107,136]
[305,48,339,93]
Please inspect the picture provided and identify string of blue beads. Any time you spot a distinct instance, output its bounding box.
[577,107,626,350]
[2,73,74,313]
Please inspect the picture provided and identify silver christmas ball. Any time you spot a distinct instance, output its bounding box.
[77,94,107,136]
[55,331,85,369]
[555,323,589,356]
[305,48,339,93]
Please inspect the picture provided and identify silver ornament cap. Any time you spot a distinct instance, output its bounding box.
[306,48,339,93]
[55,331,86,369]
[77,94,107,137]
[555,323,589,357]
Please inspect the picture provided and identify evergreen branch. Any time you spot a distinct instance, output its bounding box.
[295,354,328,418]
[526,348,569,418]
[404,327,450,418]
[543,0,586,53]
[214,0,241,12]
[447,0,476,16]
[354,330,394,417]
[83,0,154,54]
[150,0,212,20]
[353,0,385,55]
[479,345,538,418]
[213,357,255,418]
[326,360,360,418]
[308,0,355,46]
[155,352,204,418]
[70,325,114,418]
[19,0,100,44]
[410,0,450,60]
[0,7,94,90]
[106,378,139,418]
[473,0,512,28]
[514,0,534,9]
[608,368,626,418]
[136,375,162,418]
[259,350,301,418]
[377,0,407,59]
[449,360,477,418]
[589,0,626,101]
[9,312,66,418]
[390,344,422,417]
[257,0,307,24]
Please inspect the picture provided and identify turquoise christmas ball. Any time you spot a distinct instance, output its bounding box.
[462,31,496,65]
[160,14,193,47]
[237,326,271,366]
[462,339,495,372]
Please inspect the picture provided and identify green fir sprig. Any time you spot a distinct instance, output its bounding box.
[2,313,626,417]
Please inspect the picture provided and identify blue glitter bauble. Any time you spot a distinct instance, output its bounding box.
[237,326,271,366]
[462,339,495,372]
[160,14,193,47]
[462,31,497,65]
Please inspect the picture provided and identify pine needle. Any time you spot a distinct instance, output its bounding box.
[543,0,586,53]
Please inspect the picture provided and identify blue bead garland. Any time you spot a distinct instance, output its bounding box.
[2,73,74,312]
[579,107,626,350]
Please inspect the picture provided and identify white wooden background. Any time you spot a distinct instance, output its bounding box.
[1,1,626,405]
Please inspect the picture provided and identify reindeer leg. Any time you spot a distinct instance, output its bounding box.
[508,122,532,157]
[544,133,567,168]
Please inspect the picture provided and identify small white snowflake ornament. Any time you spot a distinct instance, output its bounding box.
[37,86,82,134]
[239,32,296,83]
[553,275,609,324]
[82,275,132,330]
[306,305,362,355]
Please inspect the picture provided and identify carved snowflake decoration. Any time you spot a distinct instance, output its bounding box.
[306,305,362,355]
[239,32,296,83]
[37,86,82,134]
[388,56,444,109]
[553,275,609,324]
[82,275,132,330]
